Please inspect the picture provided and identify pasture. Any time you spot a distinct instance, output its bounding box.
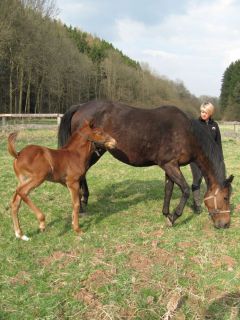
[0,127,240,319]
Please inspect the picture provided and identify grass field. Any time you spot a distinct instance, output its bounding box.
[0,128,240,319]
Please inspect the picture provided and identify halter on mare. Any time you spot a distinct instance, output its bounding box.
[204,188,230,217]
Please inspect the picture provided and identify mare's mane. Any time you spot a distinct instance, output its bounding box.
[190,119,226,186]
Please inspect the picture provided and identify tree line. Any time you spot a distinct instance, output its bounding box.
[0,0,206,116]
[220,60,240,120]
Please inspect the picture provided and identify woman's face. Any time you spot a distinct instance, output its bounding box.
[200,110,210,121]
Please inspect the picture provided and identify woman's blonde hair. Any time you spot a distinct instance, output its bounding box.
[200,102,215,116]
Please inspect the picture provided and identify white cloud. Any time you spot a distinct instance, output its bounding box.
[113,0,240,96]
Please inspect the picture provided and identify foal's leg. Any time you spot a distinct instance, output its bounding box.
[161,162,190,225]
[16,177,46,233]
[67,179,82,234]
[162,174,174,217]
[11,191,24,239]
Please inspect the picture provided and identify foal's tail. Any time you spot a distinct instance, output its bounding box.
[8,132,19,158]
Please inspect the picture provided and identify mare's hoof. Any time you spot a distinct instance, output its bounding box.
[166,215,174,227]
[79,211,88,217]
[192,204,202,214]
[79,203,88,216]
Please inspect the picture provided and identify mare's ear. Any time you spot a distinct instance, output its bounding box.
[224,174,234,187]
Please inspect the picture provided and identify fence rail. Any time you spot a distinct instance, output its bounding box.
[1,114,240,136]
[0,113,63,127]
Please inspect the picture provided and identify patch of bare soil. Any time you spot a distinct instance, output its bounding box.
[84,268,116,291]
[40,250,78,268]
[114,242,135,254]
[177,241,194,249]
[74,287,102,307]
[151,247,176,266]
[211,255,236,270]
[128,252,153,272]
[9,271,31,285]
[74,287,104,320]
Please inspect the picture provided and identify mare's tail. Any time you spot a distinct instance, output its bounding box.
[8,132,19,158]
[58,105,80,147]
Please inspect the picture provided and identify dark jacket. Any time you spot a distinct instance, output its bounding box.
[198,117,223,156]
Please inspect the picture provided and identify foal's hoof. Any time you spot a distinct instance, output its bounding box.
[39,221,46,232]
[74,228,84,235]
[16,233,30,241]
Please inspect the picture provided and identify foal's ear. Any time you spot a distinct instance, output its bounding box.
[88,119,95,129]
[224,174,234,187]
[83,119,95,129]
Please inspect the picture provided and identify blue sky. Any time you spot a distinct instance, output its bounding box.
[56,0,240,97]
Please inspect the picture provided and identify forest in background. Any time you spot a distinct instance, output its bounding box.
[0,0,226,118]
[220,60,240,120]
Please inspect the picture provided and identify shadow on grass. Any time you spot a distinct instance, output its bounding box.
[80,178,197,231]
[23,179,200,237]
[204,291,240,319]
[26,217,68,238]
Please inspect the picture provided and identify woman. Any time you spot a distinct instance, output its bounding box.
[191,102,223,213]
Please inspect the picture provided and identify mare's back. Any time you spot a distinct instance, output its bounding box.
[102,103,191,140]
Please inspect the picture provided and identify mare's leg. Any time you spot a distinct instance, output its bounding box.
[16,177,46,236]
[161,161,190,226]
[79,149,106,214]
[79,177,89,215]
[190,162,203,214]
[67,179,82,233]
[162,174,174,217]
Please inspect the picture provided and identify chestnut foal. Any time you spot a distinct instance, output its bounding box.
[8,121,116,241]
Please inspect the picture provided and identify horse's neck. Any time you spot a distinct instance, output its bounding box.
[195,153,221,190]
[63,131,90,150]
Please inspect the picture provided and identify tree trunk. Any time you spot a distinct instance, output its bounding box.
[25,70,31,113]
[9,57,14,113]
[18,65,24,113]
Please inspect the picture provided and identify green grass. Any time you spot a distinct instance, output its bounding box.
[0,128,240,319]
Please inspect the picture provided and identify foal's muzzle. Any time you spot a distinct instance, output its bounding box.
[105,138,117,149]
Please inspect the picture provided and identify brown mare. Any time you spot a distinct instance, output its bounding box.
[8,121,116,241]
[58,101,234,229]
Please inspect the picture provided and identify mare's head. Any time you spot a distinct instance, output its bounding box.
[81,120,116,149]
[204,175,234,229]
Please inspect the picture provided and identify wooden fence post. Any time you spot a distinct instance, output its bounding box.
[57,115,61,126]
[2,117,6,127]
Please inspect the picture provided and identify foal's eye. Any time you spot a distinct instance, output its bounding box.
[224,197,228,201]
